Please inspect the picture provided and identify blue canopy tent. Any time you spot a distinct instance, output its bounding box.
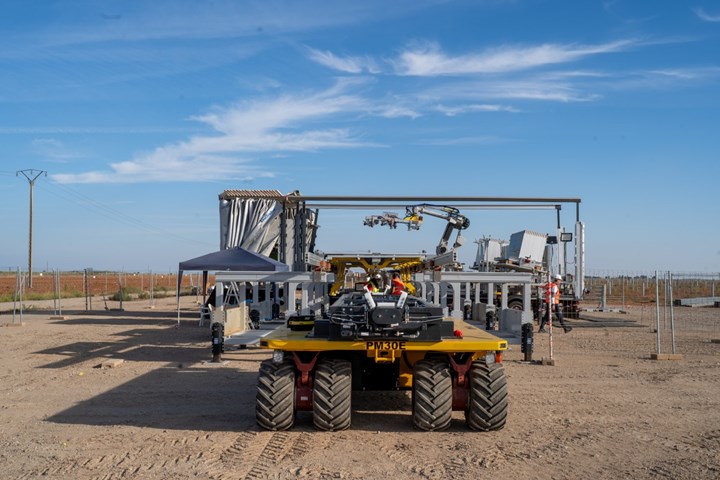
[176,247,289,324]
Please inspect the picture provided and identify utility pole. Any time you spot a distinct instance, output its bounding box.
[17,169,47,288]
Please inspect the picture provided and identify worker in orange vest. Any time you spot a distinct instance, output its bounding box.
[390,272,405,295]
[539,274,572,333]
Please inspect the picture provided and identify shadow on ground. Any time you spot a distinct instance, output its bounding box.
[47,364,258,432]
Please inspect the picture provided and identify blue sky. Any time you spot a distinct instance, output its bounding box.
[1,0,719,274]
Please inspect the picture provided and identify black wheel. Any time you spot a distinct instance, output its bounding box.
[211,322,224,358]
[485,311,496,330]
[313,358,352,431]
[466,361,508,431]
[463,304,472,321]
[249,309,260,329]
[507,298,523,311]
[256,359,295,431]
[562,302,580,319]
[521,323,534,362]
[412,360,452,431]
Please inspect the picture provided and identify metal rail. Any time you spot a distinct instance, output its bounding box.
[305,203,560,210]
[219,192,582,220]
[290,195,581,203]
[292,196,581,221]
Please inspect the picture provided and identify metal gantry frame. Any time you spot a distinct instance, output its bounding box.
[210,194,583,339]
[277,194,584,297]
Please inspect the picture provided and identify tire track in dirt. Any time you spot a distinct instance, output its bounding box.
[380,441,449,479]
[661,428,720,457]
[284,431,315,458]
[94,432,218,479]
[16,432,219,480]
[639,428,720,479]
[432,438,495,479]
[243,431,292,479]
[204,431,265,479]
[204,430,329,480]
[390,441,488,480]
[24,428,331,480]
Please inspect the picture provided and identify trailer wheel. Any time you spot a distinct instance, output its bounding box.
[313,358,352,431]
[256,360,295,431]
[412,360,452,431]
[466,361,508,431]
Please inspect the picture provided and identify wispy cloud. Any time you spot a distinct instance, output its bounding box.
[376,106,422,119]
[420,135,510,146]
[647,69,699,80]
[435,104,519,116]
[393,40,636,76]
[307,47,380,74]
[51,156,273,184]
[423,79,600,103]
[586,66,720,91]
[694,7,720,22]
[51,81,376,184]
[540,70,611,79]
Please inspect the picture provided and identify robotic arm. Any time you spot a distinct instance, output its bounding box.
[363,204,470,255]
[404,204,470,255]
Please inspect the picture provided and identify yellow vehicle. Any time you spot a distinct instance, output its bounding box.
[255,289,509,432]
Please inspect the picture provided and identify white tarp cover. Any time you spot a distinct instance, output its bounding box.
[219,192,317,268]
[219,197,282,256]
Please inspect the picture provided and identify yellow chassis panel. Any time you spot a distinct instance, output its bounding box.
[258,319,508,353]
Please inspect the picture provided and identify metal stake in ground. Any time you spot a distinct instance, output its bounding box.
[13,267,24,324]
[669,271,676,354]
[655,270,661,354]
[548,270,554,362]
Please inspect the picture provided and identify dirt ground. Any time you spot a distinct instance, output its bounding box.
[1,297,719,480]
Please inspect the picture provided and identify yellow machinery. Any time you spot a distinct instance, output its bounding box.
[255,288,509,432]
[324,253,426,296]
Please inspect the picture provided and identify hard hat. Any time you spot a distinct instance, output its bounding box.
[374,273,382,279]
[554,274,563,280]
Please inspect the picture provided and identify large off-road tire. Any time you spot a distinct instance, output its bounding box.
[466,361,508,431]
[412,360,452,431]
[256,359,295,431]
[313,358,352,431]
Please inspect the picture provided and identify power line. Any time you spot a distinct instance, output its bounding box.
[41,181,213,248]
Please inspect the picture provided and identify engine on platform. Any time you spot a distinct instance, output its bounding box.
[309,291,453,341]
